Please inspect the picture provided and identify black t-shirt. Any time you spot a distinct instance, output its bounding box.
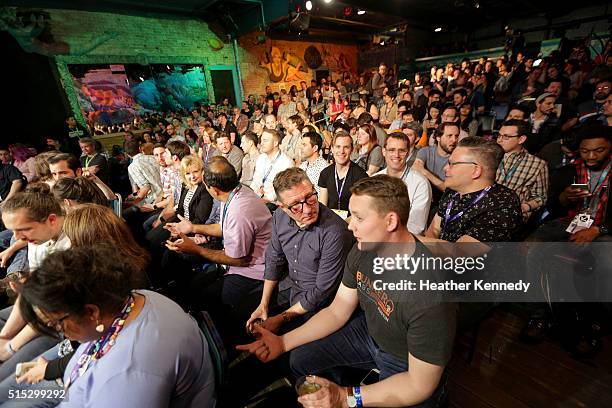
[318,162,368,212]
[437,183,521,242]
[80,153,109,184]
[220,122,240,146]
[342,244,457,365]
[0,164,23,200]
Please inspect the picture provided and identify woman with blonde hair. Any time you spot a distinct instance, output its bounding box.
[350,123,385,175]
[63,204,150,278]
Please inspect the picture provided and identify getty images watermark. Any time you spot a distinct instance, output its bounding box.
[356,242,612,303]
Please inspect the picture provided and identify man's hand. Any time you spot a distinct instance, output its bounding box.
[0,248,15,268]
[297,375,349,408]
[165,214,194,236]
[411,159,425,174]
[260,314,284,334]
[569,226,600,243]
[235,325,285,363]
[561,186,591,203]
[246,303,269,332]
[140,203,156,213]
[165,233,201,255]
[520,203,531,214]
[16,358,48,385]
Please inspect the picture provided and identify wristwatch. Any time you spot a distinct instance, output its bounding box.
[346,387,357,408]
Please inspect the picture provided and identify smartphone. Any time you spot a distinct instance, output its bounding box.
[15,362,37,377]
[571,183,589,191]
[360,368,380,385]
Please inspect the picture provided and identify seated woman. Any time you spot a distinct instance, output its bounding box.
[19,245,216,407]
[146,155,214,284]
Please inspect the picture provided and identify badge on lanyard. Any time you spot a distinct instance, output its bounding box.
[332,209,349,220]
[566,213,594,233]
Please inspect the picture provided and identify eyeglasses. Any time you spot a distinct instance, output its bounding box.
[496,133,521,141]
[46,313,70,332]
[596,85,610,91]
[286,191,318,214]
[447,160,478,167]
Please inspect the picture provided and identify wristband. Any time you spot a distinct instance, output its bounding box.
[5,341,15,356]
[353,386,363,407]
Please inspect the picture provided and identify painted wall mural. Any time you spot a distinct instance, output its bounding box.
[239,34,358,94]
[68,64,208,125]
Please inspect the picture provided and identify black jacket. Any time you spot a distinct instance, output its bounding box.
[176,183,213,225]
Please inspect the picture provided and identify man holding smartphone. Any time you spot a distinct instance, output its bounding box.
[528,123,612,242]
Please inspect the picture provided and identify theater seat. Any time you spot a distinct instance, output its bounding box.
[195,310,228,388]
[110,193,123,218]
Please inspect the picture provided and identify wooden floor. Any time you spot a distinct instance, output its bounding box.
[449,309,612,408]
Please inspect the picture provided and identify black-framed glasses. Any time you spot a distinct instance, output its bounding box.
[286,191,318,214]
[496,133,521,141]
[447,160,478,167]
[46,313,70,331]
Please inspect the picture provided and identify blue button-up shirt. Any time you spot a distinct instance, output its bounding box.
[264,205,354,312]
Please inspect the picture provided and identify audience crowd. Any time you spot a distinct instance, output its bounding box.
[0,38,610,407]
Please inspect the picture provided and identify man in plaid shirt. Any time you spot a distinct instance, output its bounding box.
[496,119,549,222]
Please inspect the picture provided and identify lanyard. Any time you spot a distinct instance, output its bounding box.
[444,185,493,225]
[499,152,525,184]
[84,154,97,168]
[334,166,349,206]
[262,151,281,184]
[584,162,611,212]
[221,185,242,233]
[65,294,135,389]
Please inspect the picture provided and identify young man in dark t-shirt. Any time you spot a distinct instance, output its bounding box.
[79,137,109,184]
[238,175,457,408]
[318,131,368,219]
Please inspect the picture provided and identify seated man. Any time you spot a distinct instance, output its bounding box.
[164,156,272,327]
[299,132,329,195]
[375,131,432,235]
[250,128,294,205]
[78,137,109,184]
[413,123,459,208]
[318,131,368,220]
[246,167,354,334]
[495,119,549,223]
[125,140,162,206]
[213,131,244,177]
[48,153,115,200]
[528,123,612,243]
[426,137,522,243]
[238,176,457,408]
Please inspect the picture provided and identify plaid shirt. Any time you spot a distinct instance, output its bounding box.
[496,150,549,218]
[127,154,162,204]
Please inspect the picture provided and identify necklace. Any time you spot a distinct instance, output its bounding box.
[65,294,135,388]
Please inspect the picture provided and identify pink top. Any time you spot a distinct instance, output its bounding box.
[14,157,36,181]
[221,186,272,280]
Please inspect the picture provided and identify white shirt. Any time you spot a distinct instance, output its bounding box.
[28,232,71,271]
[375,167,432,235]
[299,156,329,194]
[251,150,294,201]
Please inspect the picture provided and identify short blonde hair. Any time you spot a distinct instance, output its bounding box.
[179,155,204,186]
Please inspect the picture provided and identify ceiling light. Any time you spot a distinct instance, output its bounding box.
[357,9,365,15]
[434,27,442,32]
[306,0,312,11]
[475,2,480,8]
[323,0,333,4]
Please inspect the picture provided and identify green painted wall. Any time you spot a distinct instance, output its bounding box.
[23,8,236,125]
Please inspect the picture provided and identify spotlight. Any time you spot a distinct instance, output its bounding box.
[306,0,312,11]
[323,0,332,4]
[139,76,145,81]
[434,27,442,32]
[474,2,480,8]
[357,9,366,15]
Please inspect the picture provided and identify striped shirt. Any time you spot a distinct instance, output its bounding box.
[183,188,197,221]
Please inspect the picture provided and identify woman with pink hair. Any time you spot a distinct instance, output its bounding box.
[9,144,36,181]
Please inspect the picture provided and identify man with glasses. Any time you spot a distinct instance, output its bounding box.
[578,78,611,119]
[496,119,548,222]
[246,167,353,334]
[375,132,432,234]
[426,137,521,242]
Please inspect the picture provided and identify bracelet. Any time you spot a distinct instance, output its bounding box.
[5,341,15,356]
[353,386,363,408]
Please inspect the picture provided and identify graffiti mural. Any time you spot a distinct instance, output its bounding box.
[259,46,309,83]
